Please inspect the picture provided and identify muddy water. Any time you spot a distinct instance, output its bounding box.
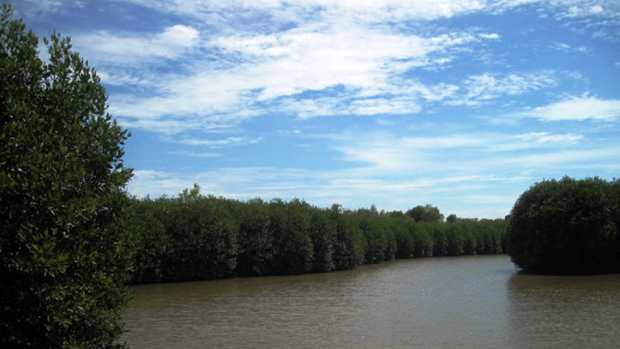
[121,255,620,348]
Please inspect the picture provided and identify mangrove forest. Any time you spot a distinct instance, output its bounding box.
[127,184,508,284]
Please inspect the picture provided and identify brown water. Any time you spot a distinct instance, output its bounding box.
[121,255,620,348]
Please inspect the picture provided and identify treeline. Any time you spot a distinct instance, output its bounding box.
[127,185,508,284]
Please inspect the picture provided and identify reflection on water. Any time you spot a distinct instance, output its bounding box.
[121,255,620,348]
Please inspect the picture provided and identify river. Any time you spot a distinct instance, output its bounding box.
[121,255,620,348]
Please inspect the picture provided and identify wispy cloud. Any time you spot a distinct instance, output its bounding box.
[98,71,158,87]
[178,136,263,148]
[14,0,69,17]
[493,132,584,151]
[115,0,618,28]
[212,26,480,100]
[73,25,200,64]
[116,0,496,23]
[558,3,608,18]
[324,129,591,175]
[126,122,617,218]
[512,132,583,144]
[168,151,223,158]
[551,42,590,53]
[550,0,620,40]
[97,22,500,131]
[515,95,620,121]
[115,116,238,135]
[68,0,614,136]
[449,71,557,106]
[495,148,619,168]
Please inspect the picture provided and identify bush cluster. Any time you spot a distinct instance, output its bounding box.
[507,176,620,274]
[128,185,508,283]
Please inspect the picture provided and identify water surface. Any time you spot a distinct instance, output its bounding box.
[122,255,620,348]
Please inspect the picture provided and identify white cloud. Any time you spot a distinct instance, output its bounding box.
[590,5,604,14]
[104,21,497,130]
[73,25,200,64]
[116,118,198,135]
[512,132,583,144]
[324,129,590,175]
[550,1,620,40]
[14,0,66,16]
[491,132,584,151]
[551,42,589,53]
[98,71,159,86]
[117,0,495,23]
[516,96,620,121]
[556,2,612,18]
[496,148,619,168]
[86,1,596,135]
[122,0,619,27]
[479,33,500,39]
[448,71,557,106]
[322,132,486,174]
[349,98,420,116]
[178,136,263,148]
[116,114,239,135]
[169,151,223,158]
[128,166,315,201]
[276,96,424,119]
[212,26,483,101]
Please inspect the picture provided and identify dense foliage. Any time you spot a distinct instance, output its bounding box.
[0,6,134,348]
[406,204,445,222]
[507,177,620,274]
[128,186,508,283]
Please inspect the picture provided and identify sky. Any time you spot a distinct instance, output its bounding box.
[11,0,620,219]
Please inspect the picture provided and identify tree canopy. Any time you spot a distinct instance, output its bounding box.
[507,176,620,274]
[0,5,134,347]
[405,204,445,223]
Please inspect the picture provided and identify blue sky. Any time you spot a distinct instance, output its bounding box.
[12,0,620,218]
